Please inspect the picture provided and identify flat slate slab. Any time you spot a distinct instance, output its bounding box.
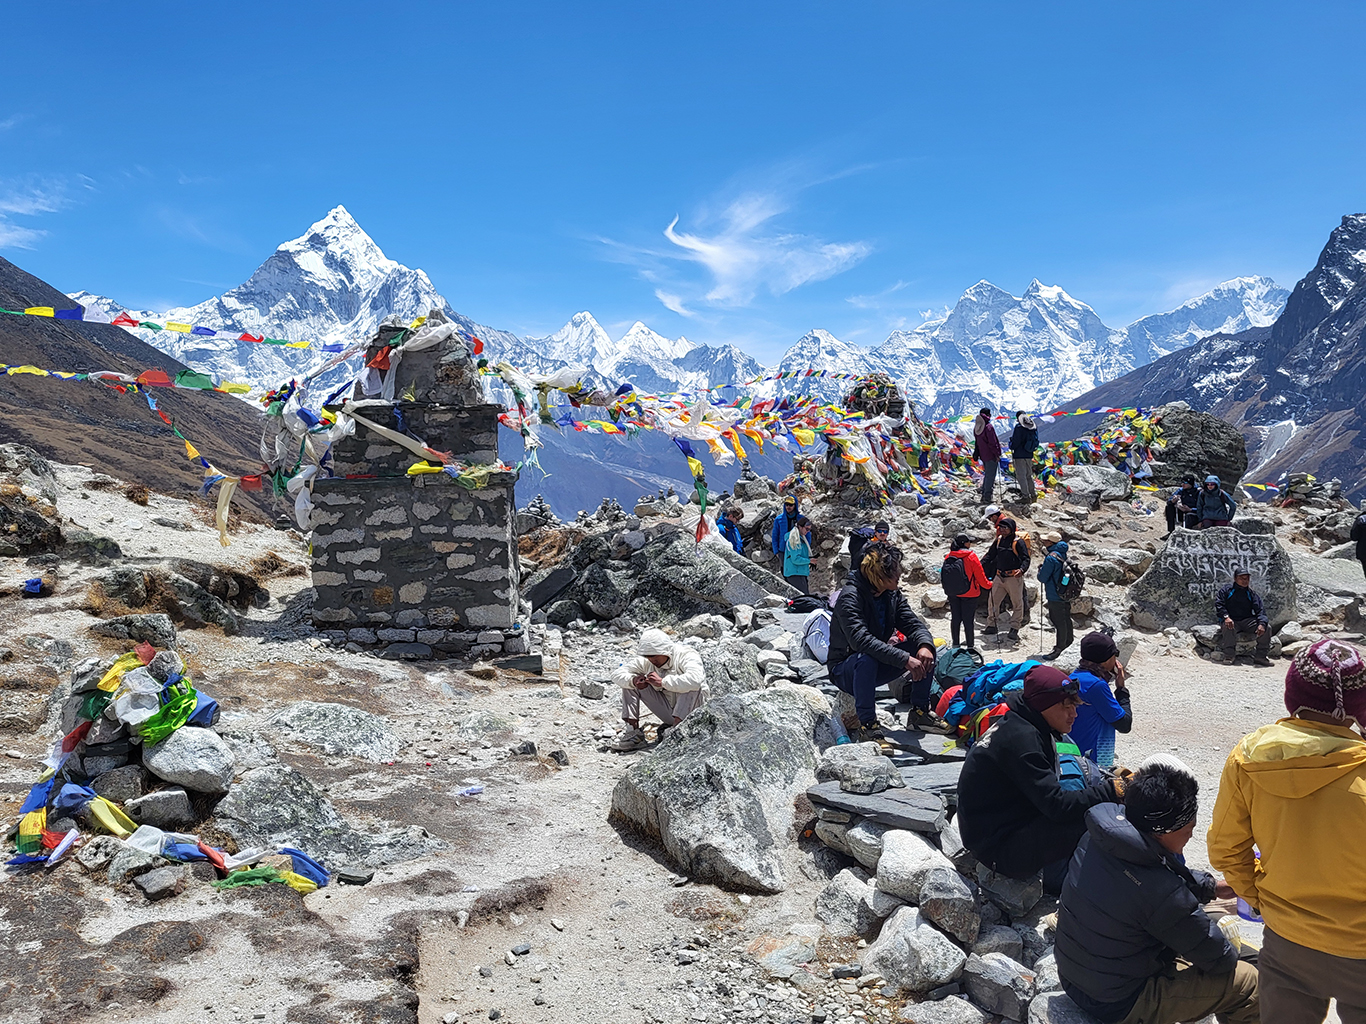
[881,728,968,764]
[806,781,945,834]
[899,761,963,800]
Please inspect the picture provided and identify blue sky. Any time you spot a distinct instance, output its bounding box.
[2,1,1364,362]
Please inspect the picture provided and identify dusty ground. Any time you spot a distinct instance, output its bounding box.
[0,470,1353,1024]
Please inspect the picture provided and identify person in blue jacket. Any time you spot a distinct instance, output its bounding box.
[716,505,745,554]
[1067,631,1133,768]
[771,494,799,554]
[1195,475,1237,528]
[1037,540,1074,660]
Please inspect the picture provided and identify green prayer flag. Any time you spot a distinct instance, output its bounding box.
[174,370,216,390]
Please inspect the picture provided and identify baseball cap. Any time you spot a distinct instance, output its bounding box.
[983,504,1001,519]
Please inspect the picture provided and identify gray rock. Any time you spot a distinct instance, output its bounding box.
[806,782,945,834]
[819,742,906,795]
[814,818,853,857]
[69,656,105,695]
[746,933,817,979]
[898,996,992,1024]
[1191,624,1283,658]
[267,701,401,762]
[697,638,764,698]
[162,572,240,633]
[1129,526,1296,630]
[1032,952,1061,995]
[862,906,967,993]
[146,649,186,683]
[876,829,957,903]
[578,677,607,700]
[1060,464,1133,502]
[1291,552,1366,598]
[899,762,963,800]
[124,787,195,828]
[142,727,236,793]
[963,952,1036,1021]
[973,924,1025,963]
[76,834,124,871]
[134,864,188,900]
[865,880,907,919]
[1144,403,1248,487]
[919,866,981,945]
[452,710,514,741]
[609,685,819,893]
[846,819,891,870]
[381,642,433,660]
[578,563,635,619]
[91,765,147,804]
[107,846,168,886]
[939,818,977,874]
[976,865,1044,918]
[1027,992,1096,1024]
[1013,912,1055,968]
[62,528,123,563]
[815,868,880,937]
[546,599,583,627]
[89,613,177,648]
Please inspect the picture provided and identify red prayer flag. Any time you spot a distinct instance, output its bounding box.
[112,313,140,327]
[239,333,264,344]
[61,720,93,753]
[136,369,173,387]
[239,474,263,491]
[367,345,392,370]
[135,641,157,664]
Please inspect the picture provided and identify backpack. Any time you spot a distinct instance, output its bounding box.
[935,645,983,692]
[1056,738,1103,791]
[787,595,824,614]
[938,659,1037,745]
[1058,559,1086,601]
[940,555,971,598]
[802,609,832,664]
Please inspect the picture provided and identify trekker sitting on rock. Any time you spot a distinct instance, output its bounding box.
[716,505,744,554]
[1165,474,1201,535]
[1196,475,1237,528]
[1056,757,1259,1024]
[1068,631,1133,768]
[828,540,950,746]
[957,665,1120,891]
[942,533,990,653]
[770,495,800,557]
[1036,539,1074,660]
[610,628,708,751]
[1216,569,1271,666]
[983,516,1031,642]
[1208,638,1366,1024]
[784,515,813,594]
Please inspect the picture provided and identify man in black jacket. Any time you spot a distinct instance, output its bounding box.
[983,517,1031,642]
[1164,475,1201,535]
[1215,569,1271,666]
[829,541,949,744]
[957,665,1118,890]
[1010,411,1040,505]
[1352,501,1366,581]
[1056,759,1259,1024]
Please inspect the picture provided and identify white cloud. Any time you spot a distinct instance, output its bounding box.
[654,288,695,318]
[0,178,67,250]
[0,222,45,248]
[846,279,910,310]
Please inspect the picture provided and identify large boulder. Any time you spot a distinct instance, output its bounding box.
[577,563,635,620]
[815,868,881,937]
[142,726,235,792]
[862,906,967,993]
[1145,403,1248,487]
[90,613,177,648]
[267,701,401,762]
[698,638,764,697]
[876,829,957,903]
[1059,464,1133,502]
[626,531,796,625]
[963,952,1037,1021]
[1290,552,1365,598]
[1128,522,1296,630]
[609,684,820,893]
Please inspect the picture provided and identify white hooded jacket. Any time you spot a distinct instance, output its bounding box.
[611,629,709,696]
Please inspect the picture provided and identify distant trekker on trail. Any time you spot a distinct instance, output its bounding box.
[942,533,991,653]
[1216,569,1271,666]
[1165,474,1202,535]
[828,540,950,746]
[1068,631,1133,768]
[983,516,1031,642]
[1351,500,1366,581]
[848,519,890,567]
[610,629,708,751]
[1208,638,1366,1024]
[974,407,1003,504]
[1037,539,1075,660]
[716,505,744,554]
[784,515,813,594]
[957,665,1121,891]
[1010,411,1040,505]
[771,494,800,556]
[1196,475,1237,528]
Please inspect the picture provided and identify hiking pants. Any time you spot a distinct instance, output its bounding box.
[988,575,1025,630]
[1201,518,1231,529]
[1221,618,1269,659]
[1014,459,1037,503]
[1114,961,1260,1024]
[621,686,704,726]
[1165,502,1178,533]
[785,574,810,594]
[1047,600,1073,653]
[1260,928,1366,1024]
[980,813,1086,888]
[948,594,978,648]
[830,638,928,725]
[980,460,997,503]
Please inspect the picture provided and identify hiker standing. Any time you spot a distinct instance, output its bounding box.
[1216,569,1271,666]
[828,541,951,746]
[1208,639,1366,1024]
[983,516,1031,642]
[1165,474,1201,535]
[1068,631,1133,768]
[770,495,800,556]
[784,515,813,594]
[1010,411,1040,505]
[1351,500,1366,581]
[1196,475,1237,528]
[610,629,708,751]
[1037,540,1075,659]
[943,533,991,652]
[1057,758,1259,1024]
[974,407,1003,504]
[716,505,745,554]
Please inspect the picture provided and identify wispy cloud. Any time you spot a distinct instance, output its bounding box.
[0,177,69,250]
[654,288,696,318]
[846,279,911,310]
[0,114,24,132]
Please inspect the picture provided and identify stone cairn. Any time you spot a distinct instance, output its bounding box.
[309,313,528,661]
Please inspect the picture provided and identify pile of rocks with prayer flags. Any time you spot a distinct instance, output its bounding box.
[5,643,337,899]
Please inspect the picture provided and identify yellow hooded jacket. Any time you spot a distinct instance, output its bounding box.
[1207,717,1366,958]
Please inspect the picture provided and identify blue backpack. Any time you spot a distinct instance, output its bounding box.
[1057,737,1102,791]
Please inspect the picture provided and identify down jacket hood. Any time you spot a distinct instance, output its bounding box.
[1235,718,1366,798]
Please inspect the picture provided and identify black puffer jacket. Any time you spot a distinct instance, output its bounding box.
[827,569,934,671]
[1056,804,1235,1023]
[957,693,1115,867]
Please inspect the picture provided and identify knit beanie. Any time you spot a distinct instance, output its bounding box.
[1284,638,1366,722]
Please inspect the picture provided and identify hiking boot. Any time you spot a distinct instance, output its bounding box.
[1008,629,1020,642]
[609,727,649,752]
[854,724,895,752]
[1038,649,1060,661]
[907,708,953,735]
[1253,655,1273,667]
[983,626,998,636]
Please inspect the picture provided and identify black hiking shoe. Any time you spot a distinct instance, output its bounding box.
[1253,655,1273,667]
[1008,629,1020,642]
[854,724,895,752]
[907,708,953,735]
[983,626,998,636]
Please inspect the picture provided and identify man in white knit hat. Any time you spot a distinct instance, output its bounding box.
[609,629,708,751]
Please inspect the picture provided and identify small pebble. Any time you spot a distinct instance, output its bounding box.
[504,951,516,966]
[478,966,494,978]
[489,1011,502,1021]
[551,918,565,931]
[511,943,532,956]
[3,751,22,760]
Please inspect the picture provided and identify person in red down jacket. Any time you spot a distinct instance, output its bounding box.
[943,533,992,653]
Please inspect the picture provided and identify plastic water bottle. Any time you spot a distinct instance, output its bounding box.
[828,714,852,745]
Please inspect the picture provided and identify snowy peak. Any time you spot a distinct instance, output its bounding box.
[535,310,613,365]
[1125,275,1291,362]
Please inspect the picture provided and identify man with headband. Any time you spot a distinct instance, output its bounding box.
[1056,757,1259,1024]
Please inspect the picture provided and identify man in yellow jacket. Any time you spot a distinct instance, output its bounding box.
[1208,638,1366,1024]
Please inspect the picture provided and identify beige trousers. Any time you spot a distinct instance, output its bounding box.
[621,686,704,726]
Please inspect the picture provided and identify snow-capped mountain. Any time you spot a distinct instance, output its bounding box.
[1124,276,1287,363]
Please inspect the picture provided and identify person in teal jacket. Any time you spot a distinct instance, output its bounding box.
[784,515,812,593]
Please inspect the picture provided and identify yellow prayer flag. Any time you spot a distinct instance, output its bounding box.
[285,341,310,348]
[165,322,192,333]
[791,428,815,446]
[7,365,49,377]
[185,440,201,461]
[406,461,444,476]
[217,382,252,394]
[98,651,144,692]
[409,315,428,330]
[24,306,55,317]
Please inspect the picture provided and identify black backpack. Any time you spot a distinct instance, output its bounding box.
[1059,558,1086,601]
[941,555,971,598]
